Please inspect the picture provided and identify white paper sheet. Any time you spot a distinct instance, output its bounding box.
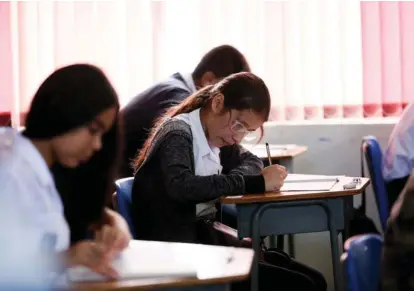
[67,240,198,282]
[280,181,337,192]
[280,174,343,191]
[284,174,344,183]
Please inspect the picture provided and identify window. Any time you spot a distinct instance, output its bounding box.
[0,0,412,127]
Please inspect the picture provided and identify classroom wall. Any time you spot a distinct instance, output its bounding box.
[262,120,396,291]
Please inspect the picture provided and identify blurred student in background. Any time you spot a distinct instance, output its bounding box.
[119,45,251,177]
[383,103,414,210]
[0,64,131,286]
[381,172,414,291]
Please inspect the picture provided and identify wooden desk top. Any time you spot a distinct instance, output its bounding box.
[221,176,370,204]
[241,144,308,160]
[73,242,254,291]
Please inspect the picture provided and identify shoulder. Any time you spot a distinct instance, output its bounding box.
[0,127,29,177]
[152,119,193,149]
[157,118,192,139]
[393,104,414,136]
[143,119,193,162]
[122,78,191,115]
[147,77,191,98]
[0,127,54,194]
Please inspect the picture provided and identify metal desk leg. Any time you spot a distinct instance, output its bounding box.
[276,157,295,258]
[326,208,341,291]
[250,201,342,291]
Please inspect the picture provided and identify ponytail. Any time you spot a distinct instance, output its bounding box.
[132,72,271,172]
[132,85,214,171]
[168,85,213,118]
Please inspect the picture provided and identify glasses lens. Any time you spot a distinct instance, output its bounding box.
[231,122,245,133]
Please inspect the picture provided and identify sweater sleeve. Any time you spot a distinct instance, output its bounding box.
[220,144,264,176]
[221,144,265,193]
[158,133,261,203]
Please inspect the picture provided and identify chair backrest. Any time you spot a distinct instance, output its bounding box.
[343,234,383,291]
[362,136,389,231]
[114,177,136,238]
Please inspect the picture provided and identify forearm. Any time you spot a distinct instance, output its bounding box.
[161,136,265,202]
[167,173,245,203]
[221,145,263,176]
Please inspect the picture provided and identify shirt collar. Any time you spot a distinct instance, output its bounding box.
[181,72,197,93]
[17,130,54,187]
[188,109,220,159]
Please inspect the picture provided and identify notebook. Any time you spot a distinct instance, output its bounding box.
[67,240,198,282]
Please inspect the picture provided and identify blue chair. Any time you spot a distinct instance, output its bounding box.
[342,234,383,291]
[361,136,389,231]
[114,177,136,238]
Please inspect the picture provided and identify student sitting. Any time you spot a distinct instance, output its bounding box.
[381,172,414,291]
[131,72,327,291]
[383,103,414,211]
[119,45,251,177]
[0,64,131,285]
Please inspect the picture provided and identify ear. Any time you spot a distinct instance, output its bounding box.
[211,93,224,114]
[199,71,217,87]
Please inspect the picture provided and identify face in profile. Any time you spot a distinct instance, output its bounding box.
[51,107,117,168]
[206,94,264,148]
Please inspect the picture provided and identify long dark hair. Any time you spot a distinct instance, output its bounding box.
[23,64,122,244]
[133,72,270,171]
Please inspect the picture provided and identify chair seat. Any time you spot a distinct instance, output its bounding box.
[342,234,383,291]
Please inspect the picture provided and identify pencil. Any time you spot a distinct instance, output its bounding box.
[265,142,272,165]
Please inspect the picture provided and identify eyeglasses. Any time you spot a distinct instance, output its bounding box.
[230,120,259,142]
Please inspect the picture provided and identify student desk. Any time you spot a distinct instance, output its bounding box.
[239,144,308,254]
[73,242,253,291]
[241,144,308,172]
[221,176,370,291]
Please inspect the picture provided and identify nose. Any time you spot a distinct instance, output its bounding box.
[232,133,245,144]
[92,135,102,152]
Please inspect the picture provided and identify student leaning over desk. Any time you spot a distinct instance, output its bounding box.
[119,45,251,178]
[383,103,414,211]
[0,64,131,286]
[131,72,327,291]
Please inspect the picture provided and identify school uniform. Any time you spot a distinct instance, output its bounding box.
[383,103,414,209]
[382,173,414,291]
[131,112,327,291]
[0,127,69,286]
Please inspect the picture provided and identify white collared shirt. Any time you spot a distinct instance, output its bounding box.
[0,127,70,285]
[174,109,222,216]
[383,103,414,182]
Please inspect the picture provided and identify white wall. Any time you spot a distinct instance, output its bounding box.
[262,120,396,291]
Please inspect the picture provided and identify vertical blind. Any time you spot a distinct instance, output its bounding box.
[0,0,413,127]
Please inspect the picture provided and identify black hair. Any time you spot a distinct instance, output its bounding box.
[23,63,122,244]
[192,45,251,82]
